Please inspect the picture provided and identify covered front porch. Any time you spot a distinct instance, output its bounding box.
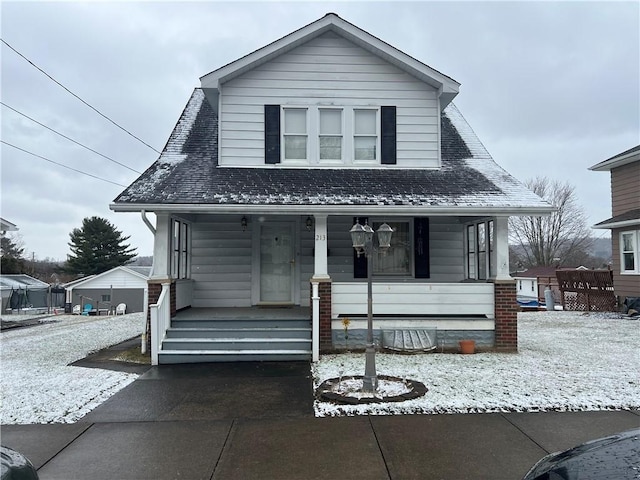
[146,211,517,364]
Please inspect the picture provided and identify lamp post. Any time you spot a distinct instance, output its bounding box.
[350,219,393,392]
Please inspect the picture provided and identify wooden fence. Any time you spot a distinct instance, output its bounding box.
[556,270,616,312]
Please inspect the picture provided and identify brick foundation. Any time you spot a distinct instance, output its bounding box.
[493,280,518,351]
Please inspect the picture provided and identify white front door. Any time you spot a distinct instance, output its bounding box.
[260,224,295,303]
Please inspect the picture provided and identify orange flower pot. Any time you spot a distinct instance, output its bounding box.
[459,340,476,354]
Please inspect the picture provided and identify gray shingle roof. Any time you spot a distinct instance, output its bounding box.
[113,89,551,213]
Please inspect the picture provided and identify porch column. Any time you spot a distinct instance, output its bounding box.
[493,216,511,281]
[492,216,518,351]
[312,214,329,280]
[311,214,332,356]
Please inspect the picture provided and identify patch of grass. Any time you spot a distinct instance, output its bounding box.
[112,346,151,364]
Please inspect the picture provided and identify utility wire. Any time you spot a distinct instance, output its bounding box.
[1,38,161,154]
[1,102,142,174]
[1,140,127,188]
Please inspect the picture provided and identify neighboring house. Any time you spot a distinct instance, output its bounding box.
[111,14,553,364]
[0,274,50,314]
[512,266,560,307]
[590,145,640,307]
[64,266,151,314]
[0,218,18,235]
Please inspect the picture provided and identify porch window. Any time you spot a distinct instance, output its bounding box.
[466,219,493,280]
[283,108,307,161]
[171,219,190,279]
[466,225,476,279]
[373,221,411,276]
[621,230,639,273]
[319,108,342,161]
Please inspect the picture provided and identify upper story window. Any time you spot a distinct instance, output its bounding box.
[621,230,639,274]
[354,109,378,161]
[267,104,395,166]
[319,108,343,161]
[283,108,307,160]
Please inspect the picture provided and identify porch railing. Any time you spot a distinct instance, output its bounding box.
[150,282,171,365]
[332,282,495,318]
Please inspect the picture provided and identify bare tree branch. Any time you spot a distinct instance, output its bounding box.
[509,177,592,267]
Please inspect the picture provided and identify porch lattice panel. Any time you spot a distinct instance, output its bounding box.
[556,270,616,312]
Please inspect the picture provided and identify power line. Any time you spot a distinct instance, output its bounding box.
[1,102,142,174]
[1,140,128,188]
[1,38,161,154]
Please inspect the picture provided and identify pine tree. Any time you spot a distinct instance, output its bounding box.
[66,217,137,275]
[0,235,25,273]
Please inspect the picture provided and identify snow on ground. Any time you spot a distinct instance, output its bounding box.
[313,311,640,417]
[1,313,144,425]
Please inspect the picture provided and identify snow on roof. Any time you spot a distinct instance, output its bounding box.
[0,274,50,290]
[112,90,552,216]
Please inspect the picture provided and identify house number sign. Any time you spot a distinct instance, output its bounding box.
[315,234,326,241]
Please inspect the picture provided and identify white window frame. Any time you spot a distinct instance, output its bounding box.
[620,230,639,274]
[465,219,493,280]
[353,108,380,165]
[318,107,343,164]
[280,105,380,166]
[282,107,308,164]
[171,218,191,280]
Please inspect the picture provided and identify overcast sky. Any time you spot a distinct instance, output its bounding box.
[1,1,638,262]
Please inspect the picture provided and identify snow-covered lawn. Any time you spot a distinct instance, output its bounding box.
[1,311,637,424]
[313,311,640,417]
[1,313,144,425]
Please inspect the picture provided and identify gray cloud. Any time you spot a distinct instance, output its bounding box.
[1,1,637,261]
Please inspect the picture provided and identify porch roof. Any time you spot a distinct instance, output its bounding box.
[111,89,553,216]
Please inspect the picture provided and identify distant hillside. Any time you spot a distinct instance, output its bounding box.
[510,236,611,270]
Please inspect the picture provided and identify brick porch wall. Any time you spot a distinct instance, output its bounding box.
[494,279,518,351]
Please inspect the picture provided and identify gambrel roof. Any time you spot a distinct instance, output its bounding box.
[112,88,552,216]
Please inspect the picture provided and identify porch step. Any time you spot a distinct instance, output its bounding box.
[170,319,310,329]
[165,327,311,339]
[158,349,311,364]
[162,337,312,351]
[158,316,312,363]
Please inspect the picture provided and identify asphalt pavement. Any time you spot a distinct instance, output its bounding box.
[2,358,639,479]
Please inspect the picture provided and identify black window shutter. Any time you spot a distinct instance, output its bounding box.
[414,217,430,278]
[353,217,368,278]
[264,105,280,164]
[381,106,396,165]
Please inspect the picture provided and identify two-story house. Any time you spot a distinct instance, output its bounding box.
[111,13,553,364]
[590,145,640,308]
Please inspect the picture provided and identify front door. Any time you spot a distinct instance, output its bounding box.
[260,224,295,303]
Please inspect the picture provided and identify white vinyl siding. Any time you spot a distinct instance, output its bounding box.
[218,31,440,167]
[189,215,465,308]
